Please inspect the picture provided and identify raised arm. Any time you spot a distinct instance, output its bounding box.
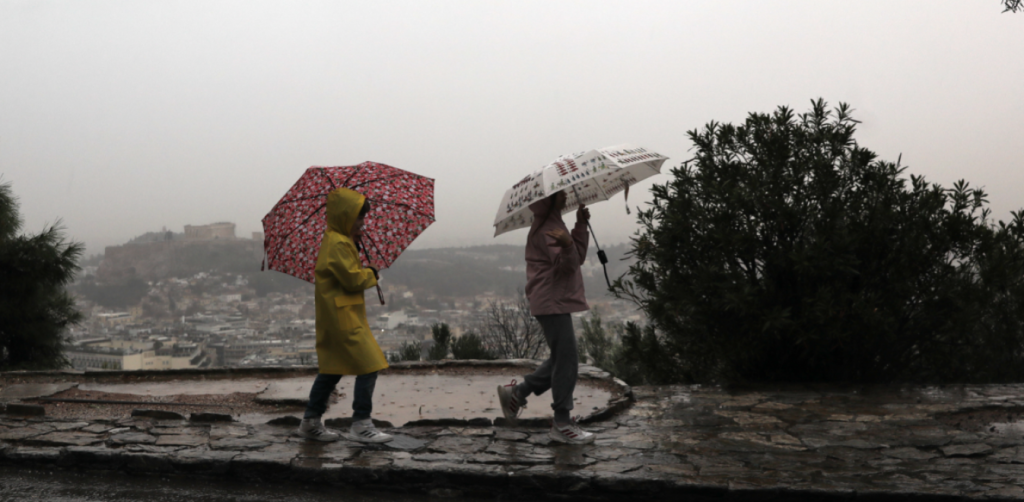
[544,206,590,277]
[323,239,378,293]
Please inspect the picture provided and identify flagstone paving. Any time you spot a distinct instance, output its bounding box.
[6,380,1024,500]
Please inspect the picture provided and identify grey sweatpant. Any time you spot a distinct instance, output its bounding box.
[518,314,578,422]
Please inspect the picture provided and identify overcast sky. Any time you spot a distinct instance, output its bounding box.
[2,1,1021,258]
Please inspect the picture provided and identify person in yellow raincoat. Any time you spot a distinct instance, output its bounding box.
[297,187,392,443]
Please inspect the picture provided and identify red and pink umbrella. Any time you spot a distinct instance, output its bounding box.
[261,162,435,286]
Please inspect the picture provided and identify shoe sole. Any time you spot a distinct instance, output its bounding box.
[548,429,595,445]
[295,431,340,442]
[344,433,394,444]
[496,385,519,425]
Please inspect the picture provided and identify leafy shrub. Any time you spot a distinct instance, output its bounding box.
[428,323,452,360]
[451,332,495,360]
[75,276,150,309]
[613,99,1024,384]
[576,312,666,385]
[577,311,615,370]
[390,341,421,363]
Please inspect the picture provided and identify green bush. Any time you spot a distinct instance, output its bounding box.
[390,341,421,363]
[578,311,615,371]
[451,332,496,360]
[428,323,451,360]
[576,312,661,385]
[613,99,1024,384]
[75,276,149,309]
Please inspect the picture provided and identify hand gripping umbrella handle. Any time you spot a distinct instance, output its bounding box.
[356,236,386,305]
[570,185,612,290]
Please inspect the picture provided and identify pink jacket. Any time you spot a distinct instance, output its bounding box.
[524,198,590,316]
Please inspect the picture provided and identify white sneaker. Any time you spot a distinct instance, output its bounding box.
[549,417,595,445]
[348,418,393,443]
[497,379,527,425]
[297,417,340,442]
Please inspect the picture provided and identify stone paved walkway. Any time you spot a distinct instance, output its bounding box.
[5,380,1024,500]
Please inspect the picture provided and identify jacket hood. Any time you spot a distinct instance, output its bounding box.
[529,196,552,216]
[529,195,564,228]
[326,187,366,237]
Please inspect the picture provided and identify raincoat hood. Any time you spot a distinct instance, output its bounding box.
[326,188,366,237]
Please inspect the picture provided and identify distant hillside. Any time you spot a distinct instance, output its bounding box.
[383,242,635,300]
[86,239,637,301]
[97,239,263,282]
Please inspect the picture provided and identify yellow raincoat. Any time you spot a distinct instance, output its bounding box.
[313,188,389,375]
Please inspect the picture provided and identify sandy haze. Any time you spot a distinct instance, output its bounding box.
[1,1,1021,256]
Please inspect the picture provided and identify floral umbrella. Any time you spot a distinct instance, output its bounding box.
[492,144,668,237]
[262,162,435,286]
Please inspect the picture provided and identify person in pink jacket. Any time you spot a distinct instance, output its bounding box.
[496,190,595,444]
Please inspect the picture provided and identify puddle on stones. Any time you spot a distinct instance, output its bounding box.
[321,373,613,425]
[79,379,270,396]
[49,370,616,426]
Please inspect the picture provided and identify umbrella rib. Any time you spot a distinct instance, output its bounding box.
[362,233,390,269]
[349,172,407,190]
[268,203,327,266]
[367,199,435,220]
[276,194,326,205]
[321,168,337,190]
[341,163,364,188]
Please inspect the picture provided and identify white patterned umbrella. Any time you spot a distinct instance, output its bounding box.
[493,144,669,237]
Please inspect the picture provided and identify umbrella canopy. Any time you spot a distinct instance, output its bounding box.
[493,144,668,237]
[262,162,435,283]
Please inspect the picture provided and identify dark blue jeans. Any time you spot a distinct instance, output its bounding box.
[303,372,377,420]
[520,314,577,424]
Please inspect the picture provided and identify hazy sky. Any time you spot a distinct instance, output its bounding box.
[2,1,1022,257]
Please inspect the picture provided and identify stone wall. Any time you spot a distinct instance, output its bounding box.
[184,222,236,240]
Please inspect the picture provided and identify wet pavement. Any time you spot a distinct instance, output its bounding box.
[6,365,1024,499]
[3,362,617,426]
[79,379,270,396]
[0,466,487,502]
[0,382,76,400]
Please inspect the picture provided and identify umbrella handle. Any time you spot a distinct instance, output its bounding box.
[376,284,386,306]
[586,221,612,290]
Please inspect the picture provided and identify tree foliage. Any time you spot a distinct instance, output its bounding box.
[450,332,496,360]
[0,181,83,370]
[576,311,668,385]
[75,276,150,309]
[578,311,614,370]
[428,323,452,360]
[390,341,421,363]
[613,99,1024,384]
